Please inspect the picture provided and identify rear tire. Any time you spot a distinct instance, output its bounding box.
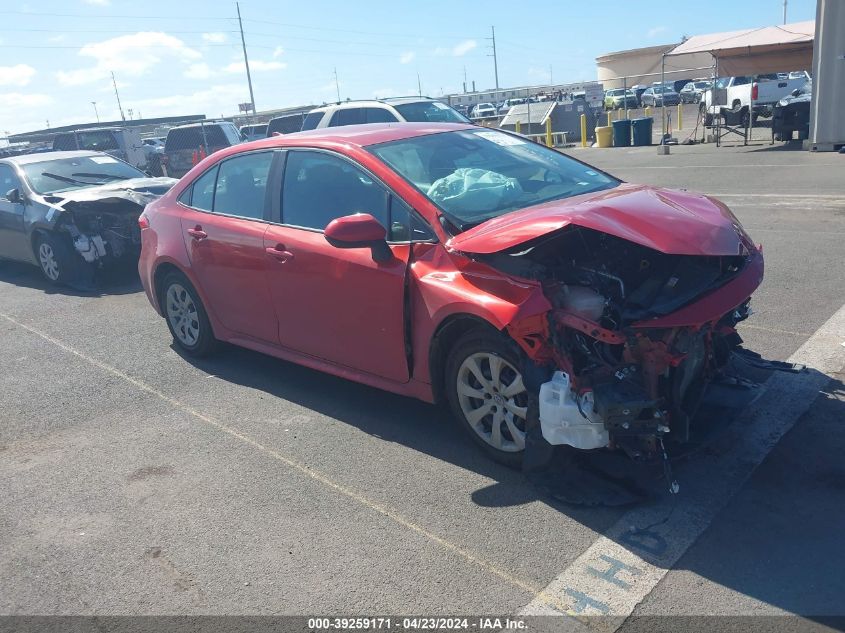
[445,331,529,468]
[160,271,217,357]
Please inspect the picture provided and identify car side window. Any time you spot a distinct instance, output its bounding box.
[330,109,366,127]
[282,151,389,231]
[0,164,22,198]
[366,108,398,123]
[388,196,435,243]
[213,152,274,219]
[188,166,218,211]
[301,112,323,131]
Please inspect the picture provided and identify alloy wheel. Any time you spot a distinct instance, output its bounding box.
[165,283,200,347]
[456,352,529,452]
[38,242,60,281]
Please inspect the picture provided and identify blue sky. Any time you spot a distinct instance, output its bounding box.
[0,0,817,135]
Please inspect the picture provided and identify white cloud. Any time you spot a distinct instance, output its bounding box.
[647,26,667,38]
[184,63,213,79]
[56,31,202,86]
[434,40,477,57]
[272,46,285,58]
[400,51,415,64]
[202,32,228,44]
[0,64,36,87]
[223,59,286,73]
[129,83,247,118]
[452,40,477,56]
[0,92,52,108]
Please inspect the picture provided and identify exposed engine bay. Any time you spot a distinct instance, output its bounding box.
[42,178,175,268]
[481,225,758,461]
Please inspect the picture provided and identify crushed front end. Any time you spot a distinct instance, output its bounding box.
[489,225,763,461]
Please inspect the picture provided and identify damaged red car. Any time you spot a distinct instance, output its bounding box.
[138,123,763,467]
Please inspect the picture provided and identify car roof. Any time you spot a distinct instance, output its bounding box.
[309,97,441,113]
[169,121,234,131]
[1,150,103,165]
[217,122,476,154]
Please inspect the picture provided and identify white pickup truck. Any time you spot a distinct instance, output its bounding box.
[701,73,809,124]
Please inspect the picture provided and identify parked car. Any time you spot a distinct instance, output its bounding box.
[141,137,166,176]
[772,79,812,141]
[138,123,763,467]
[0,151,175,285]
[679,81,710,103]
[630,85,650,105]
[302,97,470,130]
[239,124,268,142]
[640,86,680,107]
[266,113,307,136]
[161,121,242,179]
[498,98,527,114]
[470,103,497,119]
[603,89,638,110]
[53,127,147,172]
[700,74,807,125]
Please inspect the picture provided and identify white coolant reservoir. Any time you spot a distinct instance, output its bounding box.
[538,372,609,450]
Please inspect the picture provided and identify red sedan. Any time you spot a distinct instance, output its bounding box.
[138,123,763,467]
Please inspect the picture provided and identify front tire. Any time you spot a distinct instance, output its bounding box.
[445,331,529,467]
[35,232,77,285]
[160,271,216,357]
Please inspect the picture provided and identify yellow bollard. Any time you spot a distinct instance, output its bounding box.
[606,111,612,127]
[515,120,521,134]
[580,114,587,148]
[645,106,652,118]
[545,118,553,147]
[677,103,682,130]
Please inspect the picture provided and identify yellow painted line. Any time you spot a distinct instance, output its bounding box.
[0,311,577,618]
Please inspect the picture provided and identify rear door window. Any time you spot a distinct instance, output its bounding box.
[213,152,274,219]
[329,109,366,127]
[365,108,398,123]
[76,131,120,151]
[186,167,218,211]
[53,134,79,151]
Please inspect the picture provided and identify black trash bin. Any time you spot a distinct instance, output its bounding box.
[631,117,653,146]
[611,118,632,147]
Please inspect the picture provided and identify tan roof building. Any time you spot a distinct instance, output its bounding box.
[596,43,713,89]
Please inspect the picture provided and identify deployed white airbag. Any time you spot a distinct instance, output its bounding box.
[427,168,523,215]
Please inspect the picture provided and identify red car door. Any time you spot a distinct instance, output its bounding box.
[179,151,278,344]
[263,150,410,383]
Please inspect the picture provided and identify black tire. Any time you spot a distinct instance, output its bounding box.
[159,271,217,357]
[444,330,530,468]
[34,232,80,285]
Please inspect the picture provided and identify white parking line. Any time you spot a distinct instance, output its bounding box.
[520,302,845,630]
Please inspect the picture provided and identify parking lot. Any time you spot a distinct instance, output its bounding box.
[1,140,844,629]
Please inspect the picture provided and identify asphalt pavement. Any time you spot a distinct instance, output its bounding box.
[1,138,843,630]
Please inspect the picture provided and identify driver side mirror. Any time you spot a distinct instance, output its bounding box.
[324,213,392,263]
[791,88,801,97]
[5,188,22,204]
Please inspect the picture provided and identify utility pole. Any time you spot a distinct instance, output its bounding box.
[236,2,256,114]
[111,71,125,121]
[91,101,99,123]
[463,65,467,93]
[417,73,422,97]
[549,64,553,85]
[782,0,787,23]
[333,67,341,102]
[487,26,499,90]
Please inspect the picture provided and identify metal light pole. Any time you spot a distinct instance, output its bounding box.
[111,71,126,121]
[236,2,257,115]
[488,26,499,90]
[91,101,99,123]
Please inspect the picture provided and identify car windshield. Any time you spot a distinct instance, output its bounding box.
[22,155,145,194]
[369,129,619,231]
[393,101,469,123]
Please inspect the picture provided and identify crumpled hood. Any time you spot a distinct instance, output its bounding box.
[446,183,749,257]
[45,177,177,208]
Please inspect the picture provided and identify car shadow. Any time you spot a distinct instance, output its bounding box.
[749,141,807,152]
[0,259,143,297]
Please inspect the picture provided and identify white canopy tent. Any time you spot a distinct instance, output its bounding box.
[666,21,814,76]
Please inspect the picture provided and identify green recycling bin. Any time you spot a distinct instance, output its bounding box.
[611,118,632,147]
[631,117,653,146]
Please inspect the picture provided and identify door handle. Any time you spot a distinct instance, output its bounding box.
[187,226,207,240]
[265,245,294,263]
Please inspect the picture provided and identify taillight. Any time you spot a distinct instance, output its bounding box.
[751,82,758,100]
[138,213,150,230]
